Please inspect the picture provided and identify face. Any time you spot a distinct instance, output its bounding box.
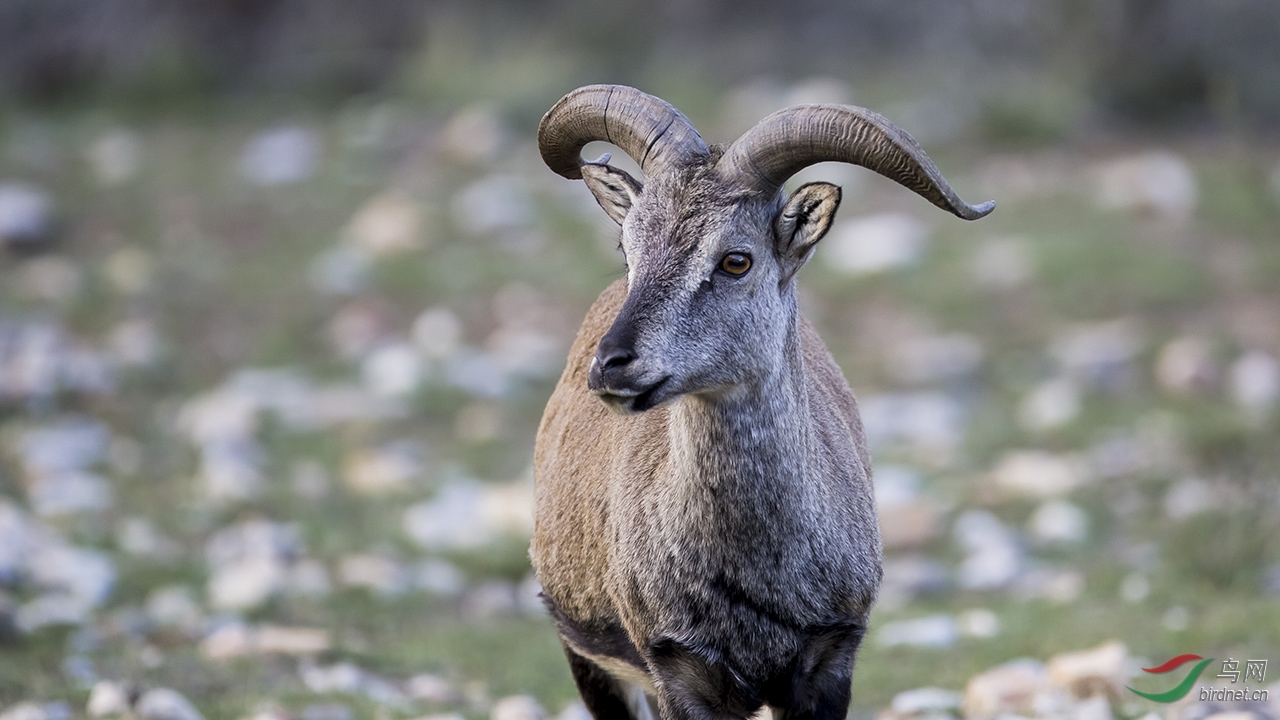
[580,162,841,414]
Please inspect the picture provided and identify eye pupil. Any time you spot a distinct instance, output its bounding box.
[721,253,751,275]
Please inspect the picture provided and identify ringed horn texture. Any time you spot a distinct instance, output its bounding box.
[538,84,710,181]
[539,85,993,219]
[717,104,995,220]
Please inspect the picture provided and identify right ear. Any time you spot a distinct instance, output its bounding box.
[581,162,643,225]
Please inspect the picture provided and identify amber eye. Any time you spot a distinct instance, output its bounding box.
[720,253,752,276]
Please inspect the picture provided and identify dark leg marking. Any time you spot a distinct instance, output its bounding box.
[564,642,642,720]
[774,620,866,720]
[648,637,764,720]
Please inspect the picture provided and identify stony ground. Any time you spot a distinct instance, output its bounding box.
[0,79,1278,720]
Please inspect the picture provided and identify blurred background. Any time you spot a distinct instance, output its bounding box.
[1,1,1278,719]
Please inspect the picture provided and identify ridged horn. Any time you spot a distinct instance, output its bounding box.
[539,84,709,181]
[718,105,995,220]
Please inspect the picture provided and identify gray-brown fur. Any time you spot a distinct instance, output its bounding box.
[532,85,992,720]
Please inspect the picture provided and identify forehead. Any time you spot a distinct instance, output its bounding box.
[625,170,771,261]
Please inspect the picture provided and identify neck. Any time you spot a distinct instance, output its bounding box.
[667,316,812,496]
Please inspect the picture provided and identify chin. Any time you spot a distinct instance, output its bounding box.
[596,377,672,414]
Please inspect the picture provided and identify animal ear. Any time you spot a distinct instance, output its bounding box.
[775,182,841,266]
[581,161,644,225]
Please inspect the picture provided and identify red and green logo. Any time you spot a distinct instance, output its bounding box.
[1127,654,1215,702]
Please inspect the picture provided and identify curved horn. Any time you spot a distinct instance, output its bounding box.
[718,105,995,220]
[539,84,709,181]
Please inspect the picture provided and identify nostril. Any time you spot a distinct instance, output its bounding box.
[598,346,636,370]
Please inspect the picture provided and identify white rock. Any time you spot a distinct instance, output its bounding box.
[301,661,365,694]
[108,319,163,367]
[29,545,115,605]
[87,130,141,186]
[1095,151,1197,221]
[287,559,332,597]
[1164,478,1218,520]
[1028,501,1090,544]
[878,615,957,648]
[1162,606,1190,631]
[1019,377,1082,431]
[445,349,509,397]
[103,247,154,296]
[206,520,303,567]
[1074,695,1113,720]
[0,703,47,720]
[554,704,592,720]
[255,625,332,656]
[971,237,1034,289]
[878,555,951,610]
[239,126,320,186]
[27,470,113,516]
[0,183,54,247]
[205,520,302,610]
[403,480,534,550]
[990,450,1087,499]
[406,674,456,703]
[343,444,423,495]
[957,608,1001,639]
[1015,568,1085,603]
[1046,640,1128,700]
[198,438,264,501]
[344,192,424,255]
[327,302,389,359]
[1052,320,1142,390]
[338,554,405,595]
[874,466,943,550]
[412,308,463,360]
[890,687,962,716]
[491,695,545,720]
[308,246,372,296]
[145,586,202,631]
[954,511,1022,590]
[199,621,253,660]
[440,106,508,165]
[291,461,331,500]
[1229,350,1279,412]
[86,680,132,716]
[15,593,92,632]
[0,501,35,580]
[452,175,533,234]
[207,555,284,611]
[887,333,983,385]
[1119,573,1150,603]
[135,688,204,720]
[362,343,422,397]
[1155,337,1217,396]
[485,326,561,379]
[416,560,466,597]
[823,213,929,274]
[859,392,965,452]
[961,659,1046,720]
[116,518,181,561]
[20,417,110,473]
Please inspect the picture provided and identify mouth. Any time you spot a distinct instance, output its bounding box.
[596,376,671,414]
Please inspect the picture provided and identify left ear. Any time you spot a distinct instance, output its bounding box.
[775,182,841,268]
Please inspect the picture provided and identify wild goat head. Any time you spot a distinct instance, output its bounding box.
[539,85,993,413]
